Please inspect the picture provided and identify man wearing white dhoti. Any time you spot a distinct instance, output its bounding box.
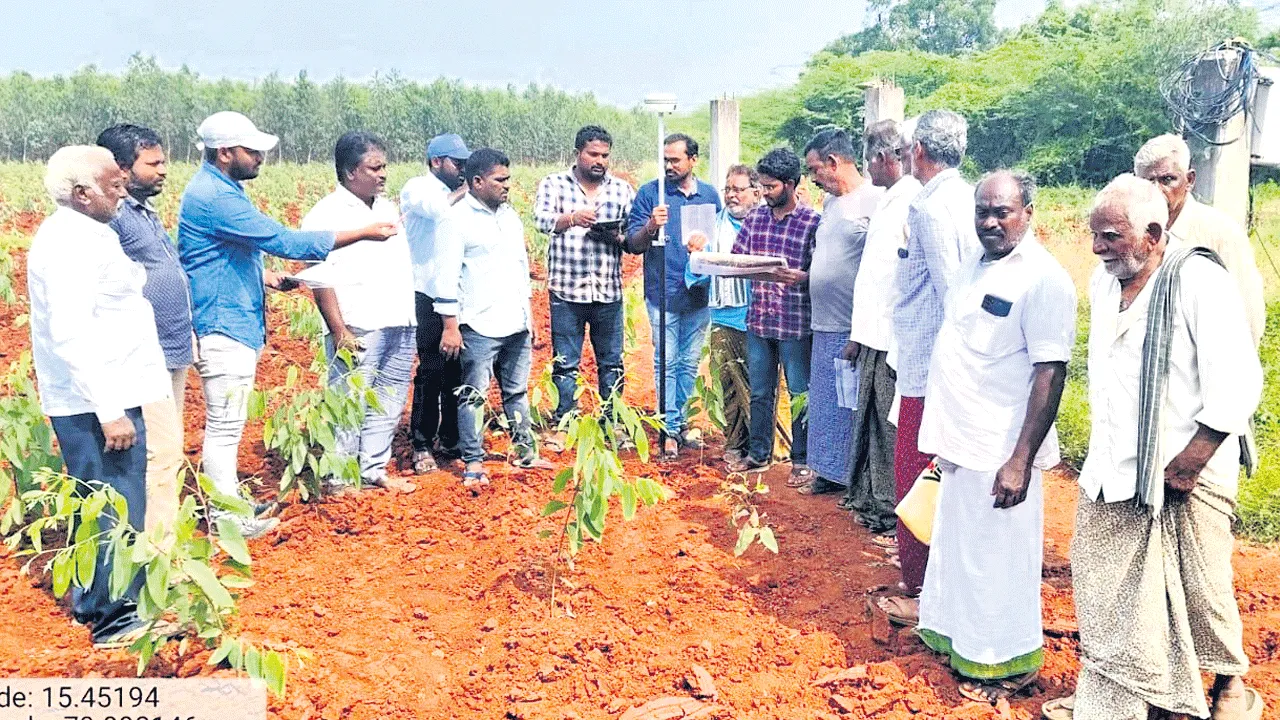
[916,170,1076,702]
[1043,174,1265,720]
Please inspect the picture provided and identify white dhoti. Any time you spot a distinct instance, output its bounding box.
[918,464,1045,678]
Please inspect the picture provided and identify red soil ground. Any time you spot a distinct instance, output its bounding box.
[1,246,1278,720]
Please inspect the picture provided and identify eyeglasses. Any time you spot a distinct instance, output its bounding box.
[723,185,755,195]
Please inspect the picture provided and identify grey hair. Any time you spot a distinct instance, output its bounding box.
[1134,133,1191,176]
[977,169,1037,208]
[914,110,968,168]
[45,146,118,206]
[864,120,905,161]
[900,116,919,147]
[1092,173,1169,233]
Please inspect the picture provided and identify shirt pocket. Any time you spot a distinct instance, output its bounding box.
[955,295,1024,358]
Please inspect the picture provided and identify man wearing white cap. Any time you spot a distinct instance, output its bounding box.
[178,111,397,538]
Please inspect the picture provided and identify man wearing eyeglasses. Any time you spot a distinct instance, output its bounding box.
[685,164,763,464]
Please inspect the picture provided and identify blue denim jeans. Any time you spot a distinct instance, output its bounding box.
[550,296,624,422]
[457,327,534,464]
[50,408,147,640]
[325,325,416,482]
[646,302,710,434]
[746,332,812,465]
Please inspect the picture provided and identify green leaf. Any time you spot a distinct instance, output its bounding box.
[74,540,97,589]
[733,526,759,557]
[182,559,234,610]
[540,500,568,517]
[620,482,637,521]
[51,552,72,597]
[214,517,252,565]
[110,539,133,599]
[552,468,572,494]
[146,560,169,609]
[758,526,779,553]
[244,646,262,678]
[208,637,238,667]
[262,650,287,697]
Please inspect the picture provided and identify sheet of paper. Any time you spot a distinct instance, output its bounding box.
[834,357,860,410]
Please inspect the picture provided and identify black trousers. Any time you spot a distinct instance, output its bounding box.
[50,408,147,640]
[410,292,462,452]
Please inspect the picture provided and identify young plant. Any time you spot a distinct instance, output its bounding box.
[268,291,323,345]
[249,359,374,501]
[718,471,779,556]
[622,280,646,355]
[0,353,61,499]
[540,383,670,613]
[683,342,728,461]
[0,468,301,697]
[526,358,559,432]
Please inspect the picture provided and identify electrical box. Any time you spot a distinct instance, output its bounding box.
[1251,65,1280,166]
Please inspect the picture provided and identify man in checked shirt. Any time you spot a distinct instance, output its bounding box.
[533,126,639,451]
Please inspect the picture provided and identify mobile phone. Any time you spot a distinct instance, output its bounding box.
[589,219,623,233]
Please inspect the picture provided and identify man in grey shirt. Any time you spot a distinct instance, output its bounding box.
[98,124,190,534]
[802,129,883,496]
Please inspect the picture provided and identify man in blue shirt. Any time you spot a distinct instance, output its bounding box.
[627,133,721,459]
[97,124,190,536]
[179,111,396,538]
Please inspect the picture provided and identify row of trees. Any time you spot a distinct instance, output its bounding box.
[681,0,1262,185]
[0,55,658,165]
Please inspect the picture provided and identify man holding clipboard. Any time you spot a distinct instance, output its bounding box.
[533,126,638,451]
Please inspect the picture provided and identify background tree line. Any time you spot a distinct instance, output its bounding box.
[0,55,658,165]
[0,0,1272,185]
[675,0,1265,185]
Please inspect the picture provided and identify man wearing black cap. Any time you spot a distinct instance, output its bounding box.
[402,133,471,474]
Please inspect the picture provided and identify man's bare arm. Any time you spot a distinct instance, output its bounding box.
[992,361,1067,508]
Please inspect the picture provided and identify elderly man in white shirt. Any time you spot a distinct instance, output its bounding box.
[401,133,471,474]
[28,146,174,648]
[842,119,923,534]
[916,170,1075,703]
[1134,134,1266,345]
[301,132,417,494]
[1046,174,1264,720]
[434,148,555,489]
[885,109,981,622]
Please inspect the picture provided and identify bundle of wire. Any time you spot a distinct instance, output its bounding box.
[1160,41,1259,146]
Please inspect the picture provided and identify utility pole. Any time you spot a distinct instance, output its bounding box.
[1185,45,1252,229]
[863,79,906,130]
[709,97,741,191]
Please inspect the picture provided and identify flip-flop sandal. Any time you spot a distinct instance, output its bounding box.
[413,451,438,474]
[542,434,568,453]
[514,456,556,470]
[876,595,918,627]
[871,534,898,550]
[727,457,768,473]
[836,495,856,510]
[1041,694,1074,720]
[786,469,813,488]
[462,470,490,490]
[958,671,1040,704]
[797,478,843,495]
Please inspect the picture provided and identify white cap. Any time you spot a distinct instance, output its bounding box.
[196,111,279,152]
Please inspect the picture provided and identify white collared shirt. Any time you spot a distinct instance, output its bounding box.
[432,194,532,338]
[300,186,416,332]
[28,206,171,422]
[850,175,923,351]
[1167,195,1267,346]
[1079,257,1261,502]
[918,235,1077,472]
[400,172,455,297]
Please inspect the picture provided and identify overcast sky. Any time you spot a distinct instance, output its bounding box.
[5,0,1273,107]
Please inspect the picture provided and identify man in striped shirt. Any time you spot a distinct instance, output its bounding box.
[533,126,637,450]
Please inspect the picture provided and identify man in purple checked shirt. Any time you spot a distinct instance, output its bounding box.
[729,148,821,486]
